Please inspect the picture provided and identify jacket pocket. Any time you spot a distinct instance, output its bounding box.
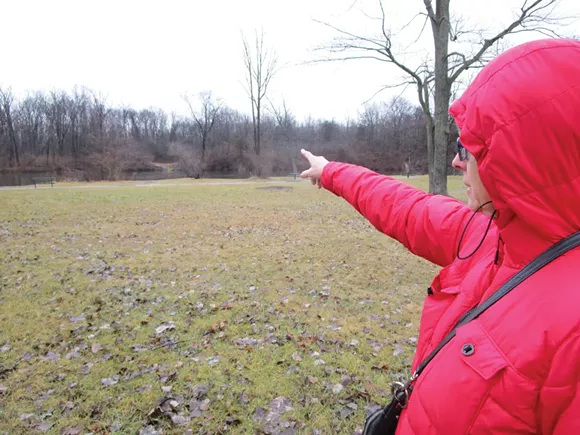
[411,320,509,433]
[455,320,509,380]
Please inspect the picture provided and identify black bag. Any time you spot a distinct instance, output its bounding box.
[362,382,411,434]
[362,231,580,435]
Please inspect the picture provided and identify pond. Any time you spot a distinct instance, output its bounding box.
[0,168,248,187]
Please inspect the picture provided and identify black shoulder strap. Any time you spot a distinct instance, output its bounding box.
[414,231,580,377]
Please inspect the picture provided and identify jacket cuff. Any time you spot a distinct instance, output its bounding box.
[320,161,342,193]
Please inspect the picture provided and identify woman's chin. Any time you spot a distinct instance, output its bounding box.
[467,196,480,212]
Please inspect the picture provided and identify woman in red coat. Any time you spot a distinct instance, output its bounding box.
[301,38,580,434]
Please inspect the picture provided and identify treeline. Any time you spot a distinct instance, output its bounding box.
[0,86,457,180]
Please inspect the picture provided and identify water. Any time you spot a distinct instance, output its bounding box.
[0,171,58,187]
[0,168,250,187]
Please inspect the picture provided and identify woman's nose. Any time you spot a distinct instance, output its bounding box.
[452,154,466,172]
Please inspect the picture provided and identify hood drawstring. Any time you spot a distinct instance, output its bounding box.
[457,201,497,261]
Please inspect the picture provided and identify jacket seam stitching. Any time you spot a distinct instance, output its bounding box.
[501,173,580,207]
[415,384,442,435]
[466,389,493,434]
[462,44,579,108]
[539,330,580,390]
[487,393,537,431]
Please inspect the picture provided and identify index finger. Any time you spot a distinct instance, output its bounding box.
[301,149,314,163]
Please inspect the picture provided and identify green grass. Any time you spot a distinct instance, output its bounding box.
[0,176,466,434]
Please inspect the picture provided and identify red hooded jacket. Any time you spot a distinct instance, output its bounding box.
[321,39,580,434]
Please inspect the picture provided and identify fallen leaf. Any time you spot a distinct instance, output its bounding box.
[189,398,210,417]
[60,401,76,416]
[37,422,54,432]
[393,343,404,357]
[190,384,209,400]
[332,384,344,394]
[65,350,81,359]
[155,321,176,334]
[132,344,148,353]
[253,407,267,423]
[199,399,210,411]
[338,406,354,419]
[206,356,220,366]
[291,352,302,362]
[81,363,93,375]
[101,375,120,387]
[0,344,11,352]
[159,371,177,384]
[60,425,83,435]
[69,315,85,322]
[269,396,293,413]
[41,351,60,361]
[341,375,353,386]
[171,415,190,425]
[286,366,300,375]
[139,425,162,435]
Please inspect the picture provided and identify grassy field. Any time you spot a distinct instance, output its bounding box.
[0,176,466,434]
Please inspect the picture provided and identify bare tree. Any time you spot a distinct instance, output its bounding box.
[46,90,70,163]
[183,91,221,163]
[242,30,278,175]
[0,88,21,167]
[269,99,298,172]
[18,92,46,161]
[315,0,576,194]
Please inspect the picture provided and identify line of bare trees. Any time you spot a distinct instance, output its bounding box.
[0,85,456,181]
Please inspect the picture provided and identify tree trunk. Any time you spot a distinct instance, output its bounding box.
[255,103,262,177]
[255,103,261,156]
[425,115,435,188]
[429,0,451,195]
[6,115,20,167]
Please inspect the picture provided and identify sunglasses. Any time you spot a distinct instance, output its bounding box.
[457,138,469,161]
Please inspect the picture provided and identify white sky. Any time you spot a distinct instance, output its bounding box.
[1,0,578,121]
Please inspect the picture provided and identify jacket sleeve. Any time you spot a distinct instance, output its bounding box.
[320,162,485,267]
[539,332,580,434]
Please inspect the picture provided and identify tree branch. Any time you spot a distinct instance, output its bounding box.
[422,0,436,23]
[449,0,568,84]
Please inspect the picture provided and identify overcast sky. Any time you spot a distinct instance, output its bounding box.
[2,0,578,121]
